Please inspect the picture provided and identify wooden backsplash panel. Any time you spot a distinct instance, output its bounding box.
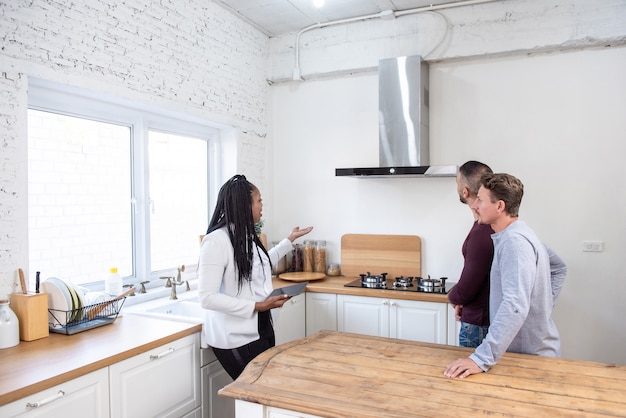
[340,234,421,278]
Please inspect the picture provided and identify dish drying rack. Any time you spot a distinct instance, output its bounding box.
[48,297,127,335]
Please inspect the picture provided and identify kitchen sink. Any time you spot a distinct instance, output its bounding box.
[124,294,203,324]
[148,299,202,317]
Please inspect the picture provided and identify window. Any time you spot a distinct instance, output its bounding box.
[27,78,230,287]
[28,110,133,282]
[148,131,208,272]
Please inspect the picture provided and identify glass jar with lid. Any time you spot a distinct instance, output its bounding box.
[302,240,314,272]
[292,244,303,272]
[327,263,341,276]
[313,240,327,273]
[271,241,287,275]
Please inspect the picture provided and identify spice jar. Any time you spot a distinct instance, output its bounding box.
[314,240,327,273]
[292,244,303,272]
[303,240,314,272]
[0,300,19,349]
[327,263,341,276]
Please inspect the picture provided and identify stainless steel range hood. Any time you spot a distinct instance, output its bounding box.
[335,55,457,178]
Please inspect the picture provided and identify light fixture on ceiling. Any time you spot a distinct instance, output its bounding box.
[313,0,325,7]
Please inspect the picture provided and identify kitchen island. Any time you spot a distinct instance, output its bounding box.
[220,330,626,417]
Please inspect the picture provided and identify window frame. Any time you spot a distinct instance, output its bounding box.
[27,77,232,289]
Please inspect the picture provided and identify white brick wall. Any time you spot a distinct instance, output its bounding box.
[0,0,269,297]
[0,71,27,297]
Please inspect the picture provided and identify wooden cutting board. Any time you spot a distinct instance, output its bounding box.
[341,234,421,278]
[278,272,326,282]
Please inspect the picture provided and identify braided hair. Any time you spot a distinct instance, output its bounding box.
[206,175,270,292]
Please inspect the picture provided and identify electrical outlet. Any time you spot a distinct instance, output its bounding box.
[582,241,604,252]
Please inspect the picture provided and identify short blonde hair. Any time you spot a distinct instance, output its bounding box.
[480,173,524,217]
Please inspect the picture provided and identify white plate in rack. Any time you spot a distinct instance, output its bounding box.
[66,281,87,322]
[41,278,72,327]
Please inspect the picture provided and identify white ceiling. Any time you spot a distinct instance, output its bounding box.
[214,0,481,37]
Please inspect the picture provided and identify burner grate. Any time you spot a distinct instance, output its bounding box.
[345,274,451,294]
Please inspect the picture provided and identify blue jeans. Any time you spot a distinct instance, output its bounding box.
[459,322,489,348]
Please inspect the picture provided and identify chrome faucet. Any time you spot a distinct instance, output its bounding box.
[160,276,173,288]
[169,265,188,300]
[170,280,179,300]
[122,284,136,296]
[139,280,150,293]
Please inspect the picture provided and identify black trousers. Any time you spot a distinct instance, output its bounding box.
[212,310,275,380]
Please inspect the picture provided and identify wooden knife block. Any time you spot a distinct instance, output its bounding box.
[10,293,49,341]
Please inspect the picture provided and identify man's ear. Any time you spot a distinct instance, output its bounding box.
[463,187,470,199]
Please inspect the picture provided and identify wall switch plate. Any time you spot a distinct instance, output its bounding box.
[582,241,604,252]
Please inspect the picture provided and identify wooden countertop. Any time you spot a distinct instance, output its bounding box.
[220,330,626,417]
[0,314,201,406]
[273,276,451,303]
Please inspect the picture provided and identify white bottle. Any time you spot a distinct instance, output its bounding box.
[105,267,123,296]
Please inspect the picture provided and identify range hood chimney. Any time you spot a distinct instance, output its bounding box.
[336,55,457,178]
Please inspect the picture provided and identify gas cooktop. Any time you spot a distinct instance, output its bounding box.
[344,273,453,294]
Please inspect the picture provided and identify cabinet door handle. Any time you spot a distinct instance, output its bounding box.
[390,301,397,307]
[382,300,389,305]
[26,390,65,408]
[150,347,175,360]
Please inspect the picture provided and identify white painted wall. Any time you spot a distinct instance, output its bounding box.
[269,46,626,364]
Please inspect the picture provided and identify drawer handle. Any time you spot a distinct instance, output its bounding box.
[150,347,175,360]
[26,390,65,408]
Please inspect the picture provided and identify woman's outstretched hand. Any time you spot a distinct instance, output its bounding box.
[287,226,313,242]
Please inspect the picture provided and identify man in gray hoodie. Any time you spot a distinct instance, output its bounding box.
[444,173,567,379]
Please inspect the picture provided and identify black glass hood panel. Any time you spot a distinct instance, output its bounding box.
[335,165,457,178]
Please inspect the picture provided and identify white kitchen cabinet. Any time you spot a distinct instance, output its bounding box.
[181,407,202,418]
[447,303,461,346]
[337,294,389,337]
[267,405,321,418]
[274,293,306,346]
[0,368,109,418]
[337,295,447,344]
[305,292,337,335]
[109,333,200,418]
[201,350,234,418]
[234,401,321,418]
[391,298,447,343]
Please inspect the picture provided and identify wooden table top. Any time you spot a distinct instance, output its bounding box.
[220,330,626,417]
[0,314,201,406]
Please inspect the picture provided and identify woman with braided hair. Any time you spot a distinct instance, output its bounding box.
[198,174,313,379]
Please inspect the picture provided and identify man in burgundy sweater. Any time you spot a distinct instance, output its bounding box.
[447,161,494,347]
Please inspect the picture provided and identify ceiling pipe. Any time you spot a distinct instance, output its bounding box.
[292,0,501,81]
